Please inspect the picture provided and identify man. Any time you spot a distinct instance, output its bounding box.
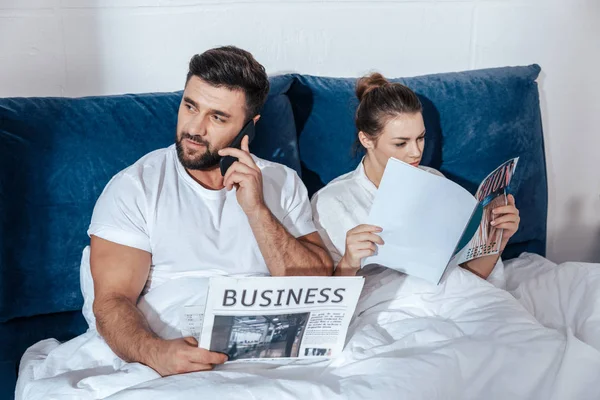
[89,46,333,377]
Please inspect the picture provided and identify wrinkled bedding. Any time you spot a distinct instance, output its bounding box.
[16,254,600,400]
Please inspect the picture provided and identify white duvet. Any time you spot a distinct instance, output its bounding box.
[16,253,600,400]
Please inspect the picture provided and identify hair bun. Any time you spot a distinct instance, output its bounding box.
[356,72,389,101]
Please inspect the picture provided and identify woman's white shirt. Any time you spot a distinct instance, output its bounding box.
[310,159,505,287]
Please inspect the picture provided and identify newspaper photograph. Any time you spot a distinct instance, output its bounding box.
[183,276,364,362]
[210,313,310,360]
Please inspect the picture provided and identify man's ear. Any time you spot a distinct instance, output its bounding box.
[252,115,261,125]
[358,131,374,150]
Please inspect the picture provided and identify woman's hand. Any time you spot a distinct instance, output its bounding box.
[491,194,520,252]
[339,224,384,271]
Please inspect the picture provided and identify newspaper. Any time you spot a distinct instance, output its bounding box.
[182,276,364,362]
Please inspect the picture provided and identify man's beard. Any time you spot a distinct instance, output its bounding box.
[175,133,222,170]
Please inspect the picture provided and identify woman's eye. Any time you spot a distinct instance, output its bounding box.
[395,143,406,148]
[418,136,425,141]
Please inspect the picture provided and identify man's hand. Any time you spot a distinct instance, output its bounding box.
[219,135,265,215]
[491,194,520,252]
[219,135,332,276]
[147,337,228,377]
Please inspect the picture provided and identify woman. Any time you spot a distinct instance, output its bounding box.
[311,73,520,280]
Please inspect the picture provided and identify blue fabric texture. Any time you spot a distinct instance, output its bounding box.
[253,75,300,171]
[287,65,547,260]
[0,92,179,325]
[0,311,87,396]
[0,68,547,393]
[0,75,297,324]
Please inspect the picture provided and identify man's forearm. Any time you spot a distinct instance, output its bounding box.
[94,295,162,366]
[246,206,332,276]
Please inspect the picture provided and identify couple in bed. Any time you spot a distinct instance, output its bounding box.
[16,45,597,399]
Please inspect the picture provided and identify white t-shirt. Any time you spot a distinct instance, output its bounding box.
[88,144,316,293]
[311,159,505,286]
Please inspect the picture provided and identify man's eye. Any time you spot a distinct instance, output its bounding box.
[185,104,194,111]
[212,115,224,122]
[418,136,425,141]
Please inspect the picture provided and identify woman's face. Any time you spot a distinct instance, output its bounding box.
[361,112,426,170]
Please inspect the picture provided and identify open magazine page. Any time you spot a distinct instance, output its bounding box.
[193,276,364,362]
[363,157,478,284]
[457,158,519,264]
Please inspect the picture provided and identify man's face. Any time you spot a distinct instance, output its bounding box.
[176,76,248,170]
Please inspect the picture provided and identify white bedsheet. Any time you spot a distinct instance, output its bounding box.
[16,254,600,400]
[503,252,600,351]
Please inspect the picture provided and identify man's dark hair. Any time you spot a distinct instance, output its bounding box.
[186,46,270,119]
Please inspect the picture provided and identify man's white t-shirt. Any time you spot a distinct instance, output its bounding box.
[88,144,316,293]
[310,159,505,287]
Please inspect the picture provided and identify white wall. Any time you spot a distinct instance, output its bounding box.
[1,0,598,263]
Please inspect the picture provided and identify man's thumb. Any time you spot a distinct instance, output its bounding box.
[183,336,199,346]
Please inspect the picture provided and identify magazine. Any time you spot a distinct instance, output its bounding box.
[181,276,364,362]
[455,158,519,264]
[361,157,518,284]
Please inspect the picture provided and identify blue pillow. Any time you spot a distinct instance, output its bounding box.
[287,66,547,259]
[252,75,300,173]
[0,75,298,321]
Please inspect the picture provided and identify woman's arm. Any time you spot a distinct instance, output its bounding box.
[334,256,361,276]
[461,254,501,279]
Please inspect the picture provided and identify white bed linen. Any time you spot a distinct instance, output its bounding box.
[16,256,600,400]
[504,252,600,351]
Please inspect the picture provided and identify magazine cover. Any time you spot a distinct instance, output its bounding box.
[458,157,519,263]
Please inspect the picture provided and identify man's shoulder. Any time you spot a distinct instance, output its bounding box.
[114,146,173,183]
[102,146,173,195]
[123,146,172,174]
[254,155,296,173]
[253,155,300,185]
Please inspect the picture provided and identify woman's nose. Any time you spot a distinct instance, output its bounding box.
[409,142,422,158]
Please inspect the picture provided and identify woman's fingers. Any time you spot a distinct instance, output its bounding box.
[494,222,518,231]
[349,224,383,234]
[507,194,516,206]
[492,205,519,216]
[349,242,377,252]
[491,214,520,227]
[349,232,384,245]
[351,248,376,260]
[493,194,519,216]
